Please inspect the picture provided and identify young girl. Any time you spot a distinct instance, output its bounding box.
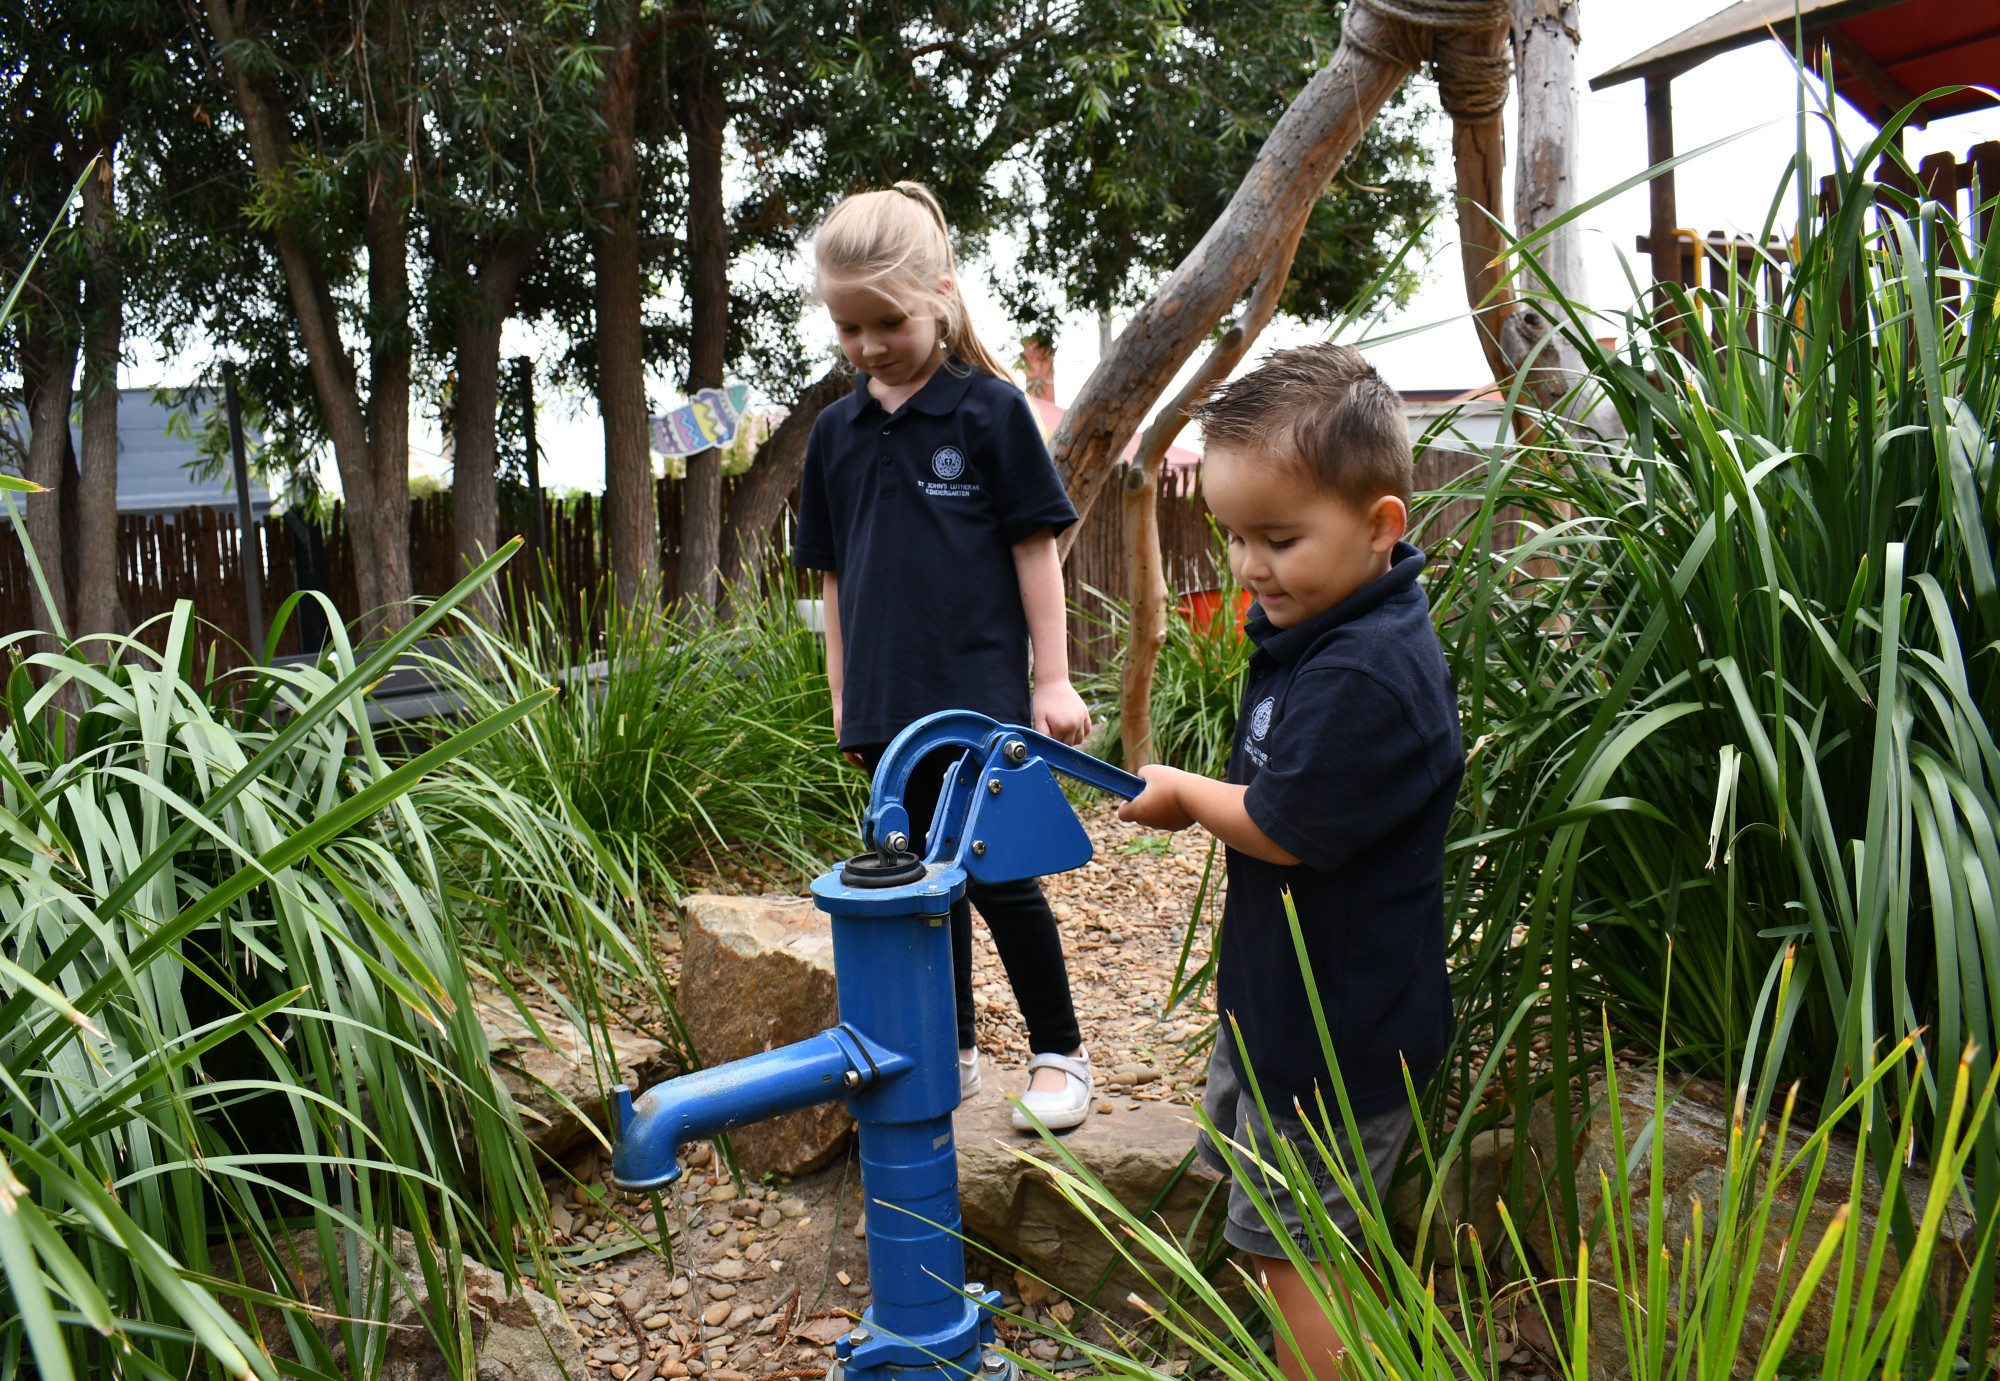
[793,181,1096,1130]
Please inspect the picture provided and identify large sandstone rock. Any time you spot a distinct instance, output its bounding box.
[679,893,852,1176]
[220,1227,586,1380]
[955,1084,1234,1316]
[1396,1126,1536,1266]
[1525,1073,1974,1380]
[476,983,676,1160]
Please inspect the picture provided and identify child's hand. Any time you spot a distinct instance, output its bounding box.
[832,691,864,767]
[1118,764,1197,831]
[1032,679,1092,746]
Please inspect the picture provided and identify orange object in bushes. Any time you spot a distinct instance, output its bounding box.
[1177,588,1252,638]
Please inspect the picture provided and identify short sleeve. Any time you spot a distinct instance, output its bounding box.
[1244,669,1444,875]
[792,418,838,571]
[979,389,1077,546]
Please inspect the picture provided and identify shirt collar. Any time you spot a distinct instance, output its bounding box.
[1245,541,1428,666]
[849,357,980,422]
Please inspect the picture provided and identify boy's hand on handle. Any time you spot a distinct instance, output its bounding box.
[1032,679,1092,746]
[1118,765,1197,831]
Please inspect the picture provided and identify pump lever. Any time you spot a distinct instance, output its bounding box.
[861,711,1144,859]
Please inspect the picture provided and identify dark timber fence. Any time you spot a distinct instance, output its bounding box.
[0,469,1233,675]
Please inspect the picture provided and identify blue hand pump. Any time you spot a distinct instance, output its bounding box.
[610,711,1143,1381]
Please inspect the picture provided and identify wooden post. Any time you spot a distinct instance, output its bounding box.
[1118,205,1310,768]
[1645,74,1679,288]
[222,361,265,661]
[517,356,547,568]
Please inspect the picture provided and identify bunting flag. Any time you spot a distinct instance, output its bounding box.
[651,384,751,459]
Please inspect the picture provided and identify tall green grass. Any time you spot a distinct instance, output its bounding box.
[0,543,661,1378]
[1010,910,2000,1381]
[1417,98,2000,1363]
[434,570,867,890]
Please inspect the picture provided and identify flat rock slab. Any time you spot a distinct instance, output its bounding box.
[955,1083,1231,1315]
[219,1227,585,1381]
[680,893,852,1177]
[1526,1073,1975,1380]
[477,984,676,1161]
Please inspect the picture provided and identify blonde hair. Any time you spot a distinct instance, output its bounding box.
[814,182,1014,384]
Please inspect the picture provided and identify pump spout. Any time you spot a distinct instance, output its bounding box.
[611,1024,907,1192]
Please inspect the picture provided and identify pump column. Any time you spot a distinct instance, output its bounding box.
[814,856,997,1381]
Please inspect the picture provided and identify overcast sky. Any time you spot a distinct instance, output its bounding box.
[127,2,1998,494]
[1007,1,2000,427]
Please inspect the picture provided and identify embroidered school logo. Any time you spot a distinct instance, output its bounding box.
[930,445,966,480]
[1249,697,1275,741]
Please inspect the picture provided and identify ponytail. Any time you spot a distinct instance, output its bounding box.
[815,181,1017,386]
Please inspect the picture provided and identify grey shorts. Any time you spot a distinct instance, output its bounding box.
[1194,1024,1413,1260]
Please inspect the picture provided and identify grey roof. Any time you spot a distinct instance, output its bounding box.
[4,388,273,517]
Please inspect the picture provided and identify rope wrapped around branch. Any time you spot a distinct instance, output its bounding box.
[1349,0,1514,121]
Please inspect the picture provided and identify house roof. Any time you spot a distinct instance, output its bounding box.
[1590,0,1999,126]
[5,389,273,517]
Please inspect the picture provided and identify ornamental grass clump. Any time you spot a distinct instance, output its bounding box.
[434,568,866,889]
[1010,910,2000,1381]
[1415,91,2000,1365]
[0,540,657,1379]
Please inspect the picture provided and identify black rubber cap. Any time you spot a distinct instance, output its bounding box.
[840,850,928,888]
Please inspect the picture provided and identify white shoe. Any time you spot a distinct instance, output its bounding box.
[1011,1050,1094,1132]
[959,1048,982,1100]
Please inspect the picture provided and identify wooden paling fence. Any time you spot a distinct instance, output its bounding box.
[0,468,1232,676]
[1635,140,1998,340]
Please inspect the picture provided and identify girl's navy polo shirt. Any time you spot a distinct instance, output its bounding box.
[793,361,1077,747]
[1218,542,1463,1116]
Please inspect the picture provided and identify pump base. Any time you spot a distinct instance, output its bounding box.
[825,1346,1019,1381]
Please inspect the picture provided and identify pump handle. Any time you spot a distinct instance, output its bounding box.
[862,711,1144,853]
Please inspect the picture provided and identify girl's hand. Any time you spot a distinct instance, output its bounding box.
[1118,764,1197,831]
[1032,678,1092,746]
[832,694,865,767]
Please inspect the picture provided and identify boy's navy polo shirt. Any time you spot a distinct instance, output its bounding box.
[1218,541,1462,1117]
[793,361,1077,747]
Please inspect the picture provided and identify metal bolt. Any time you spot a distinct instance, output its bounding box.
[884,831,909,854]
[965,1281,985,1296]
[1002,739,1027,764]
[987,778,1003,795]
[842,1069,862,1089]
[972,840,986,856]
[850,1329,872,1346]
[981,1350,1009,1374]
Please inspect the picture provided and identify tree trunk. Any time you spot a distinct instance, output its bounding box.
[202,0,383,620]
[677,16,729,618]
[364,1,418,631]
[1119,206,1311,768]
[1441,16,1518,384]
[594,16,659,610]
[21,311,76,643]
[715,361,852,608]
[1512,0,1584,301]
[1051,3,1415,552]
[78,151,125,639]
[1506,0,1605,426]
[450,233,540,622]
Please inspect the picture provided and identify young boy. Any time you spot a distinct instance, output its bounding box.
[1117,343,1461,1381]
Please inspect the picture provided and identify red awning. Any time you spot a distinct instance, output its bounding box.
[1590,0,1998,127]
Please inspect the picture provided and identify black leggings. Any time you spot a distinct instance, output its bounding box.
[855,744,1082,1054]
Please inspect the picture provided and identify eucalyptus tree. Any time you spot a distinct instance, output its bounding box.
[996,0,1438,345]
[194,0,426,630]
[416,0,600,604]
[2,1,87,643]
